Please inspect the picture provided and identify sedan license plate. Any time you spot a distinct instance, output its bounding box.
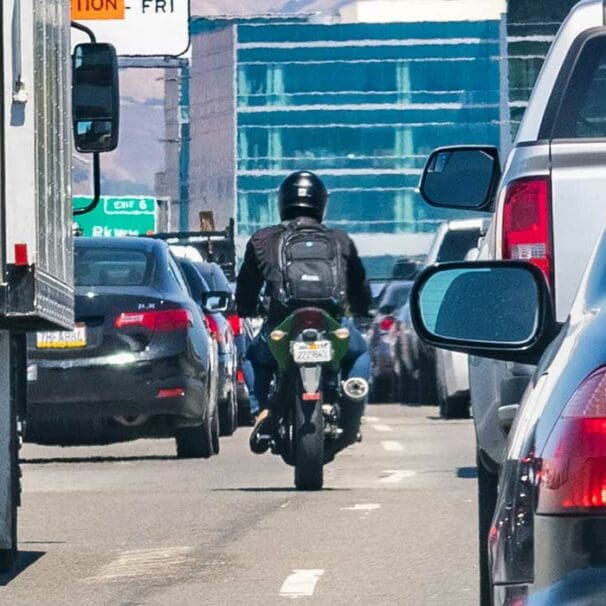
[36,325,87,349]
[292,341,332,364]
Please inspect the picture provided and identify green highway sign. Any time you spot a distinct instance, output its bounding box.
[73,196,156,237]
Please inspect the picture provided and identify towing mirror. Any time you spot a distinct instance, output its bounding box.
[410,261,556,365]
[203,292,230,314]
[72,43,120,153]
[419,146,501,212]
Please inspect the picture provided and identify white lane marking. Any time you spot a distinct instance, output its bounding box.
[364,415,380,423]
[280,569,324,599]
[379,470,416,484]
[340,503,381,517]
[381,440,404,452]
[372,423,393,432]
[89,547,191,581]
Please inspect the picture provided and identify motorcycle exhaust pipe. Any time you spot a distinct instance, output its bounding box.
[342,378,369,403]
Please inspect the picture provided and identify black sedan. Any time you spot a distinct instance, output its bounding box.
[27,237,219,459]
[410,235,606,604]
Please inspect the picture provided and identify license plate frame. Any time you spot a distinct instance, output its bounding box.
[292,340,332,364]
[36,325,87,349]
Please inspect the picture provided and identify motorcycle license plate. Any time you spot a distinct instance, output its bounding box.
[36,325,87,349]
[292,341,332,364]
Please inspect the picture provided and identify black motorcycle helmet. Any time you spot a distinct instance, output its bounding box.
[278,171,328,222]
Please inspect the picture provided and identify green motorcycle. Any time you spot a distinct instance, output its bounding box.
[256,307,368,490]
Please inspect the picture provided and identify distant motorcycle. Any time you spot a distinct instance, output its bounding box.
[251,307,368,490]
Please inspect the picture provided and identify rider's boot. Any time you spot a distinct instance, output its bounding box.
[249,409,273,454]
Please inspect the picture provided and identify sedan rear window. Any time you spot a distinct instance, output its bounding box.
[380,283,412,311]
[75,247,153,287]
[436,229,481,262]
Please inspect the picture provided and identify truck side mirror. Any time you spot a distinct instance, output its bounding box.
[419,146,501,212]
[72,43,120,153]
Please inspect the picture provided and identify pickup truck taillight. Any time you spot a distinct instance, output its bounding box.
[537,367,606,514]
[502,177,553,288]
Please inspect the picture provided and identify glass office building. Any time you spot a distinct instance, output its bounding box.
[189,14,504,251]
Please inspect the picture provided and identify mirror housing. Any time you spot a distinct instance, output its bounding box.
[410,261,557,366]
[72,43,120,153]
[419,145,501,212]
[498,404,520,437]
[203,291,230,314]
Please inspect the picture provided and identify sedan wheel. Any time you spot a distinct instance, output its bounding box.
[175,415,213,459]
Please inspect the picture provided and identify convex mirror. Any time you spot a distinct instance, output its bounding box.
[72,43,120,153]
[419,146,501,211]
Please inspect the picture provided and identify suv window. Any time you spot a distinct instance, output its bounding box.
[436,229,481,263]
[552,35,606,139]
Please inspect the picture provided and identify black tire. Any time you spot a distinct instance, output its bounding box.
[437,365,470,419]
[416,349,438,405]
[219,390,237,437]
[211,409,220,455]
[294,394,324,491]
[0,412,18,573]
[477,452,498,606]
[175,415,213,459]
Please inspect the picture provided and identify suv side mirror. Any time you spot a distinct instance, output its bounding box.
[410,261,556,365]
[419,146,501,212]
[72,43,120,153]
[203,291,230,314]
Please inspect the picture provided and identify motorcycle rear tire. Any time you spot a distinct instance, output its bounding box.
[294,395,324,491]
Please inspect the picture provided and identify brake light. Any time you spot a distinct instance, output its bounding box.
[379,316,395,332]
[293,308,326,331]
[227,314,242,337]
[236,369,245,384]
[206,315,222,342]
[502,177,553,287]
[537,367,606,513]
[156,388,185,399]
[114,309,192,332]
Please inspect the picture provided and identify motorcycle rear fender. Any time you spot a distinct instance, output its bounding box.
[299,365,322,395]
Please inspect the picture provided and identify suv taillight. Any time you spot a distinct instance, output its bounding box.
[537,367,606,514]
[114,309,192,332]
[502,177,553,287]
[206,315,222,342]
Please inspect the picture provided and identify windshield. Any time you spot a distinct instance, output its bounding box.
[436,229,482,263]
[75,247,154,287]
[380,282,413,310]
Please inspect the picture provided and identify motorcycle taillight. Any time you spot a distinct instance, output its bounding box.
[293,308,326,332]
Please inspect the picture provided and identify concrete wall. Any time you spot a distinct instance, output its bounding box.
[188,26,237,232]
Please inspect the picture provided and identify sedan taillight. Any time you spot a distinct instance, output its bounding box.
[537,367,606,514]
[379,316,395,332]
[114,309,192,332]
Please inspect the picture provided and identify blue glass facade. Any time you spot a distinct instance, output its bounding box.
[189,16,503,242]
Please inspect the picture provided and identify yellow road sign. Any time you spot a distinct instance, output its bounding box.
[71,0,125,21]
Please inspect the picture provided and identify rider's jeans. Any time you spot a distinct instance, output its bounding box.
[246,318,370,411]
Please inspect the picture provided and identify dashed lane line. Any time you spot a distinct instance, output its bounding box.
[280,569,324,599]
[372,423,393,432]
[381,440,404,452]
[379,470,416,484]
[88,547,192,581]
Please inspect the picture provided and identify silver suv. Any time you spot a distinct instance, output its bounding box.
[417,1,606,603]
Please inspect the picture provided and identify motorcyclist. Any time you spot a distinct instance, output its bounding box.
[235,170,372,451]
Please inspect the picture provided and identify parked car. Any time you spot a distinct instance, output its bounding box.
[368,280,413,402]
[415,2,606,601]
[176,257,238,437]
[27,238,221,459]
[396,219,489,412]
[410,234,606,604]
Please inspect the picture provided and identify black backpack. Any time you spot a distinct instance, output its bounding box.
[277,221,347,312]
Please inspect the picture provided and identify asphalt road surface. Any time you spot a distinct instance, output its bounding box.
[0,405,478,605]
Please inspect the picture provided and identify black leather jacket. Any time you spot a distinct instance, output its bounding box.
[235,217,371,325]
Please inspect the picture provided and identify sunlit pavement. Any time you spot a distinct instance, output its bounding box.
[0,404,478,605]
